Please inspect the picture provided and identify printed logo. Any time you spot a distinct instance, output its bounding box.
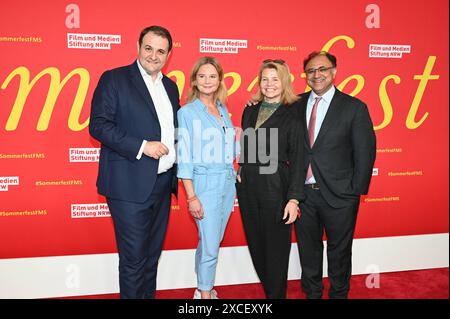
[0,176,19,191]
[369,44,411,58]
[69,148,100,162]
[67,33,121,50]
[71,203,111,218]
[372,168,379,176]
[200,38,247,54]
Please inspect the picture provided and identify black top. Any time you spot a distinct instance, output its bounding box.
[239,99,305,202]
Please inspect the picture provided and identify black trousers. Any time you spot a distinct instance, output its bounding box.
[236,165,292,299]
[107,169,173,299]
[294,185,359,299]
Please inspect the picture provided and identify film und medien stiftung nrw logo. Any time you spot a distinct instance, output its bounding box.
[67,33,121,50]
[69,148,100,162]
[71,203,111,218]
[368,44,411,58]
[200,38,247,54]
[0,176,19,191]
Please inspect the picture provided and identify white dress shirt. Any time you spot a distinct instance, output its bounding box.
[305,85,336,184]
[136,60,176,174]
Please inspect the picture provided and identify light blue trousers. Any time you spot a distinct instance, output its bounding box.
[193,166,236,291]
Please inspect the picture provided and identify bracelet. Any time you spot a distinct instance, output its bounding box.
[187,195,198,203]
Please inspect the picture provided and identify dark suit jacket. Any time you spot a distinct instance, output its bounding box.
[296,88,376,208]
[239,100,305,202]
[89,61,180,203]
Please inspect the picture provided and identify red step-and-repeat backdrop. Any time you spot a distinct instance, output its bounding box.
[1,0,448,259]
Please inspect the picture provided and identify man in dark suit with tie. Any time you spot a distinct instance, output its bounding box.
[89,25,180,299]
[295,51,376,299]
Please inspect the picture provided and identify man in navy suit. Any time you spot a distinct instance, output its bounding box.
[89,26,180,299]
[295,51,376,299]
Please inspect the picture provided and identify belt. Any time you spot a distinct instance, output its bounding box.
[193,166,235,179]
[305,183,320,190]
[193,166,234,174]
[239,161,289,167]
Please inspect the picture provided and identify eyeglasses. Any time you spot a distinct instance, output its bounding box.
[305,66,335,76]
[263,59,285,65]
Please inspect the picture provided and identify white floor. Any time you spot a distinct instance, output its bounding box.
[0,233,448,298]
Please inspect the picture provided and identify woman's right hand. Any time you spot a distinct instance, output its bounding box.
[188,197,204,220]
[245,99,258,107]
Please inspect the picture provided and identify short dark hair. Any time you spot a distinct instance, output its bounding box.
[303,51,337,70]
[138,25,173,52]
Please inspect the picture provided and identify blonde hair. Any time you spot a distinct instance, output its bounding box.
[185,56,228,105]
[252,61,299,105]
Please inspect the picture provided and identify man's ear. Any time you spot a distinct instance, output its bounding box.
[331,68,337,79]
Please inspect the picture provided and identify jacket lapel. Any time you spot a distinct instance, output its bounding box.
[299,93,311,148]
[313,89,343,147]
[248,103,261,129]
[129,62,159,121]
[162,76,179,128]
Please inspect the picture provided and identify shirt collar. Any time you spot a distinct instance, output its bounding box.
[136,60,163,83]
[195,98,224,110]
[310,85,335,104]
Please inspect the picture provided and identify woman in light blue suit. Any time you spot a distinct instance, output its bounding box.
[177,57,238,299]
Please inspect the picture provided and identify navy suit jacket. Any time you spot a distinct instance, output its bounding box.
[89,61,180,203]
[297,89,376,208]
